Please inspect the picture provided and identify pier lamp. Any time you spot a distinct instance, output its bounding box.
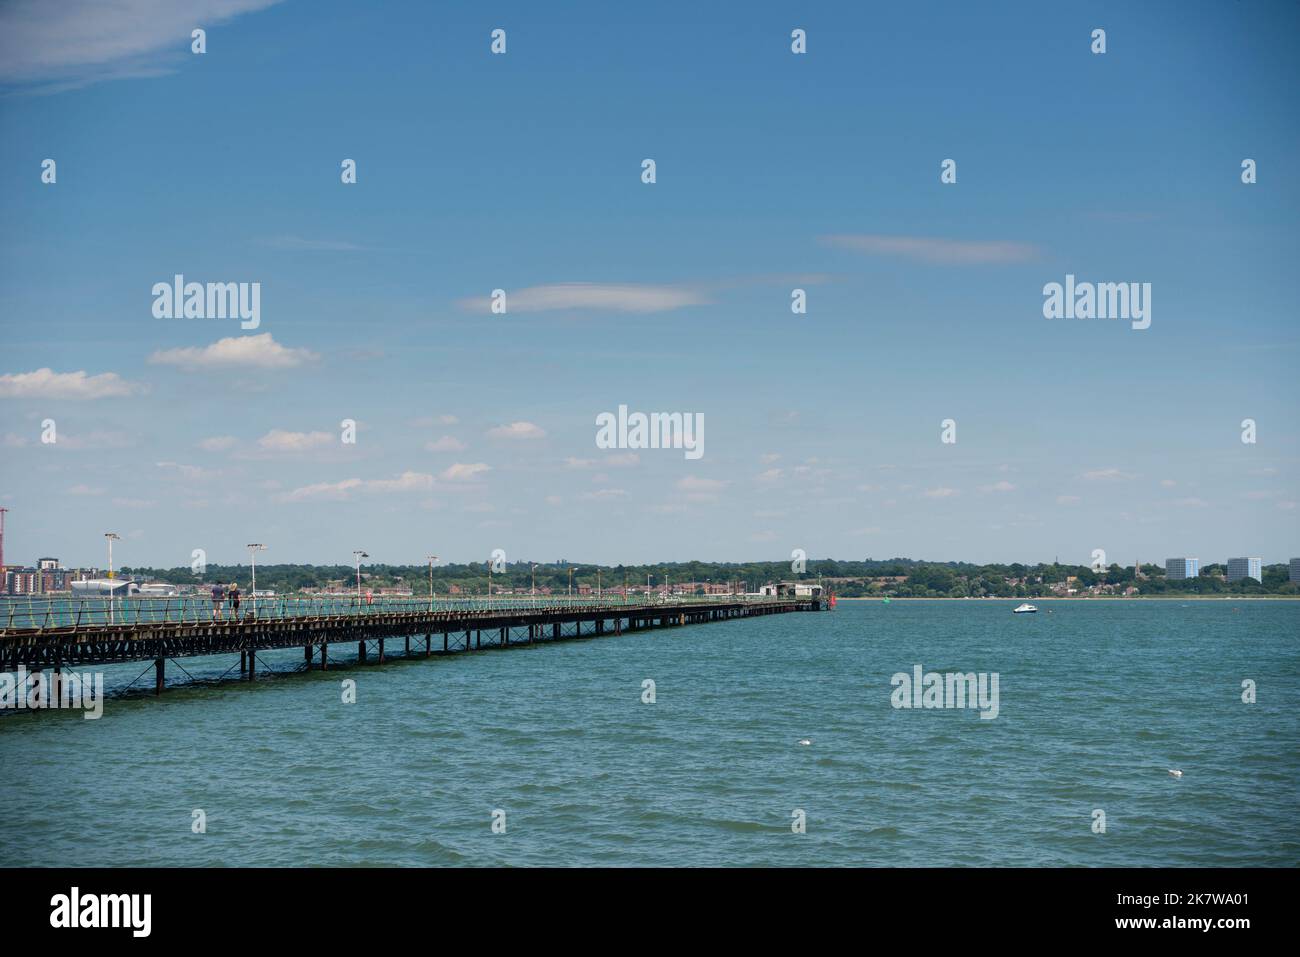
[246,544,266,618]
[353,550,369,599]
[568,566,574,598]
[104,532,121,624]
[427,555,438,611]
[530,562,537,596]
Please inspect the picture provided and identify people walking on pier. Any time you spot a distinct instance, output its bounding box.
[211,582,226,620]
[228,582,241,618]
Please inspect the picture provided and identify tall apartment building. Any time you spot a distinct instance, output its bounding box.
[1226,557,1263,583]
[1165,557,1200,580]
[1290,558,1300,583]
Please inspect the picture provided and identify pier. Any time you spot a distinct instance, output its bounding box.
[0,595,819,697]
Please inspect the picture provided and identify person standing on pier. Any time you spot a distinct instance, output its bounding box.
[228,582,242,619]
[211,582,226,621]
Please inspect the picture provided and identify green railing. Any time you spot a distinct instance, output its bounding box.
[0,592,791,632]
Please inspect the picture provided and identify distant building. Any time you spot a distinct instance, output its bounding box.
[71,579,135,596]
[37,557,60,570]
[1166,558,1200,580]
[137,582,179,597]
[1290,558,1300,583]
[1226,557,1262,583]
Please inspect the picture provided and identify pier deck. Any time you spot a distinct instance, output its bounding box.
[0,595,819,695]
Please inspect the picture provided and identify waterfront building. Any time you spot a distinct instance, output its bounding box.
[1166,558,1200,580]
[1290,558,1300,583]
[1226,557,1263,583]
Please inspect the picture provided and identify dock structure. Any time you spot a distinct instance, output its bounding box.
[0,595,819,697]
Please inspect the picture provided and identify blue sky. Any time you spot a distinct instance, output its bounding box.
[1,0,1297,569]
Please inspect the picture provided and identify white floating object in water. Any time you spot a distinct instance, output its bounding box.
[1168,769,1183,779]
[798,738,812,746]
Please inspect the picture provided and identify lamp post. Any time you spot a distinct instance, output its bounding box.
[104,532,120,624]
[597,567,601,599]
[531,563,537,597]
[246,543,266,618]
[427,554,438,611]
[568,566,574,598]
[353,550,368,600]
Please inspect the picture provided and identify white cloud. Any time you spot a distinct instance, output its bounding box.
[978,481,1016,493]
[565,457,596,469]
[605,452,640,467]
[198,435,237,452]
[581,488,627,500]
[0,0,285,90]
[1057,495,1081,505]
[1082,468,1136,482]
[923,487,959,498]
[1160,479,1177,488]
[281,470,434,503]
[0,368,142,399]
[458,282,707,314]
[257,429,333,452]
[488,421,546,440]
[821,234,1039,265]
[1172,497,1209,508]
[426,436,467,452]
[440,462,491,482]
[67,484,105,496]
[149,333,318,370]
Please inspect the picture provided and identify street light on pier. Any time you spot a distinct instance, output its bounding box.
[246,543,266,618]
[568,566,575,598]
[531,563,537,597]
[353,550,369,600]
[427,555,438,611]
[104,532,120,624]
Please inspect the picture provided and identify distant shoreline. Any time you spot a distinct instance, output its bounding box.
[834,595,1300,602]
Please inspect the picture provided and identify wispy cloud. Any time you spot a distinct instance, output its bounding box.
[457,282,708,314]
[0,0,285,94]
[257,429,333,453]
[440,462,491,482]
[149,333,318,370]
[487,421,546,440]
[425,436,467,452]
[0,368,142,399]
[821,234,1040,265]
[1082,468,1136,482]
[280,470,434,503]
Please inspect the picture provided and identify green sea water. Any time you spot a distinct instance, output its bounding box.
[1,600,1296,866]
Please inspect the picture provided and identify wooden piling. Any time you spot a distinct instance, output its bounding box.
[154,657,164,695]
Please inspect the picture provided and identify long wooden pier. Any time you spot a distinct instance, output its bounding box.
[0,595,819,696]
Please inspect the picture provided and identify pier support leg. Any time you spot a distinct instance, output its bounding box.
[425,634,431,657]
[500,627,507,647]
[305,644,313,669]
[443,632,448,653]
[320,643,328,670]
[553,622,560,640]
[248,652,256,681]
[154,657,164,695]
[358,641,367,663]
[405,636,410,655]
[240,650,247,676]
[378,639,385,664]
[465,631,471,651]
[476,630,481,649]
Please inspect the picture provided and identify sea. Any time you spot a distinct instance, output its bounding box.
[1,599,1296,866]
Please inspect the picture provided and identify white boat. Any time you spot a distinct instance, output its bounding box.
[1013,602,1038,614]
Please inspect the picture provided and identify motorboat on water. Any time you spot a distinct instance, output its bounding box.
[1013,602,1038,614]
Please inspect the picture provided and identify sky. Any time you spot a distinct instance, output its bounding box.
[0,0,1297,570]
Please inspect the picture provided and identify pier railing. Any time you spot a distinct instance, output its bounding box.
[0,593,793,632]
